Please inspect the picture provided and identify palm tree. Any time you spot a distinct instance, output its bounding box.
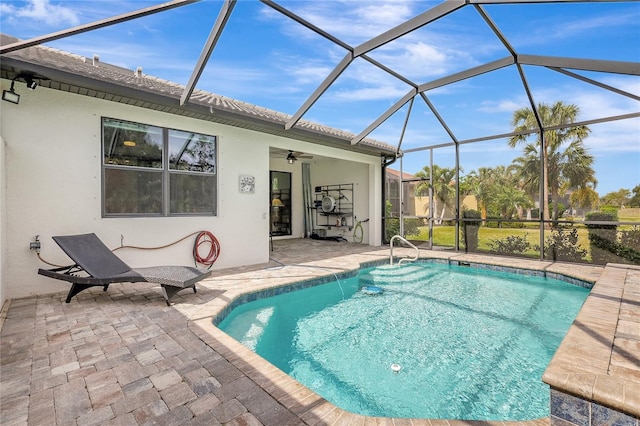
[509,101,593,222]
[488,165,533,220]
[415,165,456,224]
[494,184,533,220]
[512,148,542,219]
[570,184,599,212]
[464,165,533,223]
[463,167,495,221]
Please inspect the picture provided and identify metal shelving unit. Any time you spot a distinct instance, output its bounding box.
[313,183,354,235]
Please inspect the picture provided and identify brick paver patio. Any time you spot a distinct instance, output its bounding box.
[1,239,390,425]
[2,239,636,425]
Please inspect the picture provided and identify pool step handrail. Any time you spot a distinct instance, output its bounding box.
[390,235,419,265]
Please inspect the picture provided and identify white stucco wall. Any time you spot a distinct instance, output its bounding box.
[0,81,382,300]
[309,157,372,243]
[0,134,6,310]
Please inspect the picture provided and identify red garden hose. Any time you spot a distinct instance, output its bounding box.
[193,231,221,268]
[38,231,221,269]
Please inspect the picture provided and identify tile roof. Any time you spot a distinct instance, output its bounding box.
[0,33,397,157]
[386,168,416,180]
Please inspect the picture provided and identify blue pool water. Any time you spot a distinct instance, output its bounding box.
[218,262,590,420]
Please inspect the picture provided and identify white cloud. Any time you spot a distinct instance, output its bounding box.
[288,64,335,86]
[354,2,413,25]
[374,40,451,79]
[510,7,639,48]
[548,10,638,40]
[478,99,525,113]
[332,84,409,101]
[286,1,414,43]
[2,0,80,27]
[260,0,428,52]
[583,119,640,153]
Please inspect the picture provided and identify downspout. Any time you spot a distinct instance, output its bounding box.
[382,154,398,245]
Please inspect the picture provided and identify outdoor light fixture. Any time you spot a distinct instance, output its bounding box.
[2,74,40,104]
[26,77,38,90]
[2,80,20,104]
[286,151,296,164]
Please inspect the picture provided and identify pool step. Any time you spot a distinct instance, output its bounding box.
[358,265,439,287]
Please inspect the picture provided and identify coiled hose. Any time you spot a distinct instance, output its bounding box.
[353,217,369,244]
[36,231,221,269]
[192,231,221,269]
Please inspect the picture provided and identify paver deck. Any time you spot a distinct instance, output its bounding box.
[1,239,637,425]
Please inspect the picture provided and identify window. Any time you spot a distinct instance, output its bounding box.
[102,118,217,216]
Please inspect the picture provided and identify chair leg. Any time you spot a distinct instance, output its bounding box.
[161,285,184,306]
[161,284,196,306]
[66,283,98,303]
[161,285,175,306]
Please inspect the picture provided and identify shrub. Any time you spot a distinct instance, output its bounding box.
[488,235,531,255]
[535,228,587,263]
[612,226,640,265]
[585,211,619,264]
[620,226,640,251]
[483,216,501,228]
[404,219,421,237]
[385,218,421,241]
[462,209,482,226]
[385,218,399,241]
[552,202,567,219]
[600,206,619,215]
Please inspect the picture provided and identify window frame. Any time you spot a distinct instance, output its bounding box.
[101,117,217,218]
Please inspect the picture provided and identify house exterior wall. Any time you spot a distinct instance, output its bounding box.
[0,135,6,309]
[0,82,382,300]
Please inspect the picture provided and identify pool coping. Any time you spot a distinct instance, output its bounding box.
[542,262,640,425]
[187,249,637,425]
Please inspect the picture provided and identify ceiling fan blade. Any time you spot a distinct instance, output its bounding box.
[292,151,313,159]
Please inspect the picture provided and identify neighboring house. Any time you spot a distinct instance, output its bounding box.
[385,168,419,217]
[0,34,396,305]
[386,168,477,220]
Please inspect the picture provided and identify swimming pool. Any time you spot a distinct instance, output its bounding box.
[217,261,590,420]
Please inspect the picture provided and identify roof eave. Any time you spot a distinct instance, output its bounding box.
[0,56,397,158]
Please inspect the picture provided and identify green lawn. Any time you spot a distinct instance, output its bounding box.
[400,212,639,264]
[619,209,640,223]
[411,225,592,259]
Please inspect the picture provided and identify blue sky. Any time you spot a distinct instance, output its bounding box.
[1,0,639,195]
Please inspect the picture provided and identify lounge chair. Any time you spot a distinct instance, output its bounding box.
[38,233,212,305]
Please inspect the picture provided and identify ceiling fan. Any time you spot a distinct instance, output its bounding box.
[284,150,313,164]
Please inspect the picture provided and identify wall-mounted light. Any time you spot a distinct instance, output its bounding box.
[2,74,40,104]
[26,77,38,90]
[287,157,294,164]
[2,80,20,104]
